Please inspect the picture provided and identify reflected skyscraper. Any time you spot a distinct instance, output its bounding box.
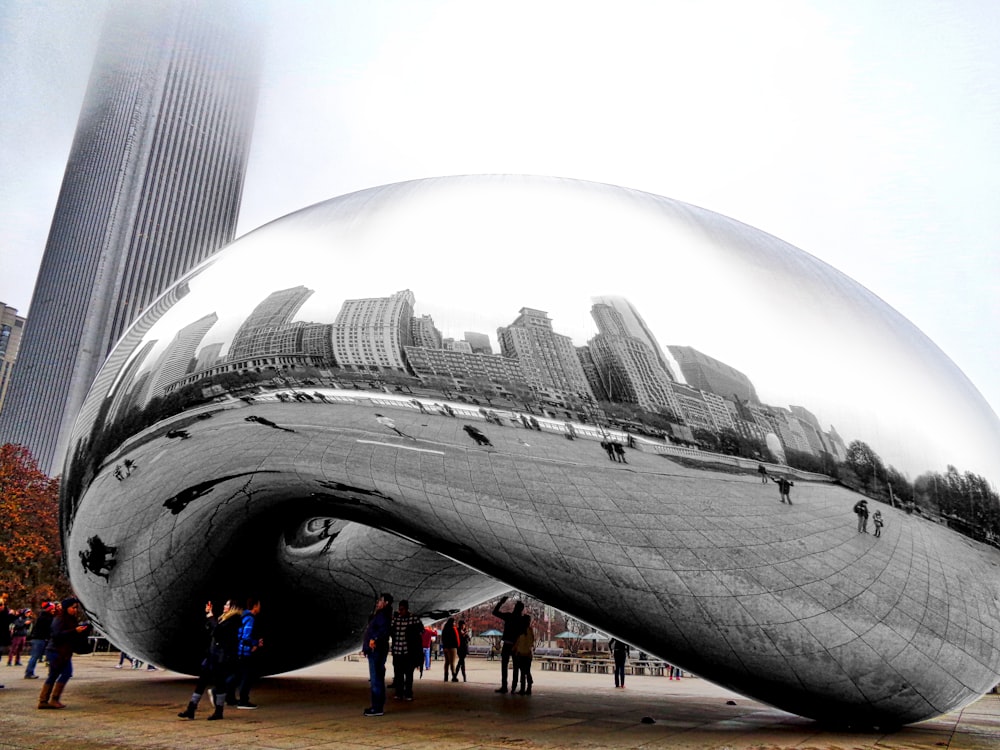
[0,0,261,473]
[591,295,682,383]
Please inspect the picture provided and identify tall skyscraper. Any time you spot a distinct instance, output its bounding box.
[0,1,261,473]
[588,303,682,417]
[591,295,682,383]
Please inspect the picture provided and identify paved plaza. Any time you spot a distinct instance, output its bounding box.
[2,653,998,749]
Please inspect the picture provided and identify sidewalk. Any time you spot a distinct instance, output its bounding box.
[2,653,998,749]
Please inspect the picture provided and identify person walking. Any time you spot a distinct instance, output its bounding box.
[491,596,524,694]
[37,598,92,710]
[609,637,630,688]
[362,593,393,717]
[24,602,54,679]
[440,617,460,682]
[512,614,535,695]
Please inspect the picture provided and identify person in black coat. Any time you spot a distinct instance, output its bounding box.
[177,600,223,719]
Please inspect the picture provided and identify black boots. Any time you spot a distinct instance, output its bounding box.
[178,702,197,719]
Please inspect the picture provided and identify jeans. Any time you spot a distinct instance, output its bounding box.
[367,651,387,712]
[423,647,431,670]
[613,653,626,686]
[499,642,514,688]
[44,652,73,686]
[25,639,46,676]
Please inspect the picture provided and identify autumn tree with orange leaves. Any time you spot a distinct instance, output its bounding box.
[0,443,68,606]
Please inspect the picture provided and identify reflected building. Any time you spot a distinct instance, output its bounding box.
[0,0,261,473]
[228,286,314,361]
[497,308,594,409]
[403,345,525,393]
[331,290,415,373]
[588,302,682,416]
[410,315,443,349]
[592,295,681,383]
[464,332,493,354]
[668,345,759,404]
[144,313,219,406]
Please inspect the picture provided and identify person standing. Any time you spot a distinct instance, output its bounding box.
[8,609,30,666]
[203,599,243,721]
[231,598,263,709]
[455,620,470,682]
[512,614,535,695]
[491,596,525,693]
[390,599,422,701]
[37,597,92,709]
[420,626,435,677]
[440,617,460,682]
[609,637,630,689]
[362,592,393,717]
[872,509,884,538]
[24,602,54,679]
[177,600,221,719]
[757,463,768,483]
[854,499,869,533]
[770,474,794,504]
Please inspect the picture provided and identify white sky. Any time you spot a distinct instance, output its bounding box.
[2,0,999,427]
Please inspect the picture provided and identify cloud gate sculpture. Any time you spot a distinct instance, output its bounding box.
[62,176,1000,726]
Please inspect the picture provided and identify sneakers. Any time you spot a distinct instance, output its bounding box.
[24,674,38,679]
[362,708,384,717]
[236,701,258,709]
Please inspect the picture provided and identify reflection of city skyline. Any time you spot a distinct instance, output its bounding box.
[150,285,850,469]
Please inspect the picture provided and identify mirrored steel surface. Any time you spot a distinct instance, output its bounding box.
[63,176,1000,725]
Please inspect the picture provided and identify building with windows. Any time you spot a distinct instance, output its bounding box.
[0,0,261,473]
[591,295,680,382]
[410,315,443,349]
[403,346,525,393]
[331,290,415,373]
[587,303,682,417]
[0,303,26,418]
[497,308,594,409]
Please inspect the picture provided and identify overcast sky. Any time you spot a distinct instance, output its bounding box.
[2,0,998,423]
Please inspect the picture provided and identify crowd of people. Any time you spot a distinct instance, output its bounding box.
[3,589,689,719]
[0,594,94,708]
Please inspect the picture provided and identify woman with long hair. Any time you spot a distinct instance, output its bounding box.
[441,617,460,682]
[455,620,470,682]
[183,599,243,721]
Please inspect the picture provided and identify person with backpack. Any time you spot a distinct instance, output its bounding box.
[853,499,869,533]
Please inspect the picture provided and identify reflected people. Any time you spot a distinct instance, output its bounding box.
[60,176,1000,726]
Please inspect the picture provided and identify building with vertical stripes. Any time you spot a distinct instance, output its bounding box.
[0,0,261,473]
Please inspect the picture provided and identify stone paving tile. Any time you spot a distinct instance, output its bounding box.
[4,652,993,749]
